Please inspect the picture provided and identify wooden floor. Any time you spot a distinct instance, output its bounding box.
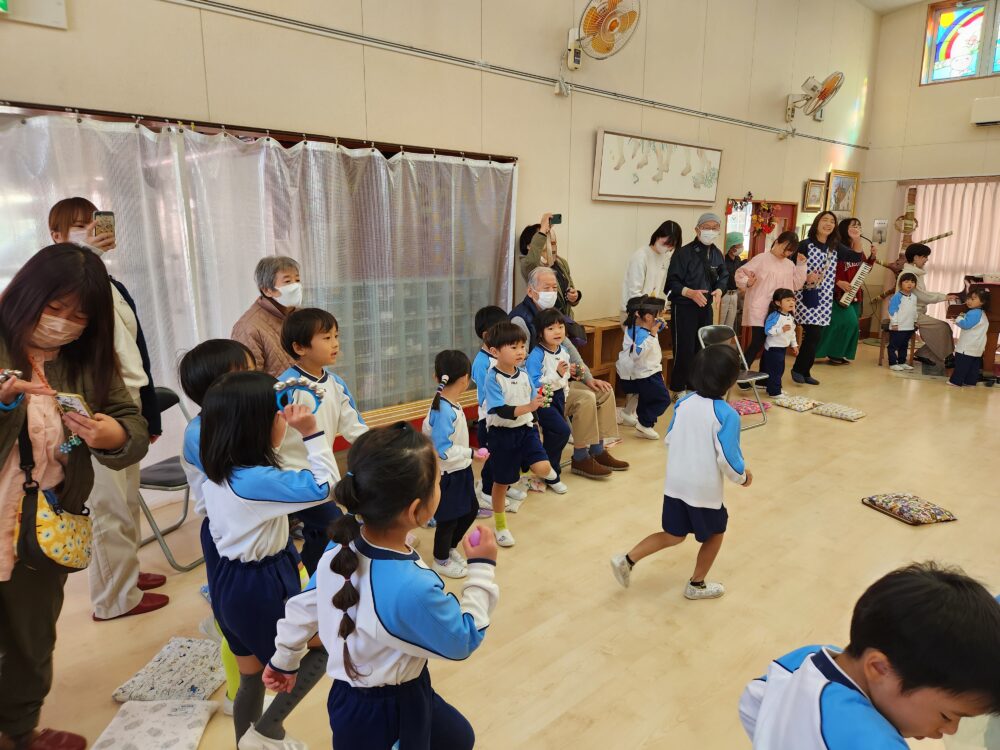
[44,346,999,749]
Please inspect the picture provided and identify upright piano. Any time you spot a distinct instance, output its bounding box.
[946,276,1000,379]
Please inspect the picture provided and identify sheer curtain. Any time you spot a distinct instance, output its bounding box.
[911,178,1000,298]
[0,116,516,412]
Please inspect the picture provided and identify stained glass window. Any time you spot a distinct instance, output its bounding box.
[928,4,985,82]
[994,14,1000,71]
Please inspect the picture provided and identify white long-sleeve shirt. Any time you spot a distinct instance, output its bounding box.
[888,292,918,331]
[203,433,337,561]
[663,393,747,509]
[955,307,989,356]
[269,536,499,687]
[621,245,672,312]
[616,325,663,380]
[764,311,797,350]
[898,263,948,316]
[525,342,571,398]
[422,397,473,474]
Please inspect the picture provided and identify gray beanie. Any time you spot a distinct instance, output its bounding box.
[696,212,722,226]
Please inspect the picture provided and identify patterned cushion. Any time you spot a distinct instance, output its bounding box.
[729,398,771,415]
[861,493,957,526]
[112,637,224,703]
[771,395,822,412]
[812,402,865,421]
[93,700,218,750]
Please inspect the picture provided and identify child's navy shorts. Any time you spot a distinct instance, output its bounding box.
[661,494,728,542]
[486,424,548,485]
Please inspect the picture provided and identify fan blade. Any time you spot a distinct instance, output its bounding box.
[608,0,622,9]
[582,7,608,35]
[616,10,638,34]
[588,34,615,55]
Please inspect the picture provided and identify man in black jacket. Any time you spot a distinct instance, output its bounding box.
[666,212,728,393]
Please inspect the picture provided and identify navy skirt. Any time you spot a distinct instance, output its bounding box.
[436,467,478,523]
[661,494,728,542]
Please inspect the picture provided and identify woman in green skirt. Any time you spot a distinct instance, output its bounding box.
[816,217,874,365]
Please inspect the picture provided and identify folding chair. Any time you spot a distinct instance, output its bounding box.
[137,387,203,572]
[697,324,769,430]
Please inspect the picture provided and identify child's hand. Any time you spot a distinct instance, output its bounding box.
[568,363,579,378]
[283,403,318,436]
[782,324,792,332]
[473,447,490,463]
[741,470,753,488]
[262,665,297,693]
[556,361,569,377]
[527,392,546,412]
[791,347,799,356]
[462,525,498,562]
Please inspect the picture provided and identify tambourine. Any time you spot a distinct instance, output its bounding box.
[274,377,325,414]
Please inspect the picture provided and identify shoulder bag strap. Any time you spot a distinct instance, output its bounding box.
[18,421,38,493]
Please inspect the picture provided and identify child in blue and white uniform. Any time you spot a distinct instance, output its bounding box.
[525,308,573,495]
[472,306,525,514]
[610,345,751,600]
[887,273,918,371]
[483,321,557,548]
[761,289,798,397]
[617,295,671,440]
[422,350,486,579]
[200,370,338,747]
[739,563,1000,748]
[263,424,500,750]
[949,288,991,387]
[278,308,368,574]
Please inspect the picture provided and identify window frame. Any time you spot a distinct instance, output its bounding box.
[920,0,1000,86]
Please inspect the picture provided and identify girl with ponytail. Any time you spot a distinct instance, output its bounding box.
[264,423,500,750]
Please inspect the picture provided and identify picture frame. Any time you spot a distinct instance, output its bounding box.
[802,179,826,211]
[592,128,723,206]
[801,222,812,240]
[826,169,860,215]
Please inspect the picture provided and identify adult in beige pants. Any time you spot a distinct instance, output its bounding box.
[48,197,169,620]
[898,244,958,373]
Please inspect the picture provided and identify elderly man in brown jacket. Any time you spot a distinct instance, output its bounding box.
[231,256,302,377]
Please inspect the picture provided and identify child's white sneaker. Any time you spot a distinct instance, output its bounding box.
[506,484,527,502]
[901,363,914,370]
[889,364,904,371]
[432,559,468,579]
[635,424,660,440]
[495,528,516,547]
[616,407,638,427]
[546,480,569,494]
[684,581,725,600]
[506,494,525,513]
[237,726,303,750]
[475,481,509,513]
[449,548,467,567]
[609,554,631,589]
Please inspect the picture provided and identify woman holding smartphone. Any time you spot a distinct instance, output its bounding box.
[0,244,148,750]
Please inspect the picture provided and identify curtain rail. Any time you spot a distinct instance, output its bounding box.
[0,100,518,163]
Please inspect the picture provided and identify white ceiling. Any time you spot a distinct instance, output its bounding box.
[856,0,923,14]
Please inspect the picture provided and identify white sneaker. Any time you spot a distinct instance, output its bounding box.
[546,480,569,494]
[225,693,275,717]
[432,559,468,579]
[506,485,527,502]
[635,424,660,440]
[238,727,306,750]
[902,364,915,371]
[495,528,516,547]
[684,581,725,600]
[610,554,631,589]
[475,482,510,512]
[616,408,638,427]
[449,548,467,567]
[889,364,904,371]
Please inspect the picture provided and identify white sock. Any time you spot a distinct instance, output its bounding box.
[544,468,557,481]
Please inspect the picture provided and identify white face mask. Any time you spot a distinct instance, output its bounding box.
[275,282,302,308]
[68,228,104,256]
[30,313,86,350]
[535,290,558,310]
[698,229,720,245]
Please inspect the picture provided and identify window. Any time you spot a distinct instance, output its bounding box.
[921,1,1000,84]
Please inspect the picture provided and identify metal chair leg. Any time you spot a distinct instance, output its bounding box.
[137,490,204,573]
[140,488,192,547]
[741,383,767,431]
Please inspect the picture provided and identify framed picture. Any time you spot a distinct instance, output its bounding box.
[801,222,812,239]
[592,129,723,206]
[802,179,826,211]
[826,169,860,215]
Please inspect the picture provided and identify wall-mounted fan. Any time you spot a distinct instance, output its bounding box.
[785,72,844,122]
[565,0,641,73]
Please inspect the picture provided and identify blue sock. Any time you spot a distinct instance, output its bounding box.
[572,447,589,462]
[589,441,605,456]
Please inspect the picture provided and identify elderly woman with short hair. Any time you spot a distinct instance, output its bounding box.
[231,256,302,377]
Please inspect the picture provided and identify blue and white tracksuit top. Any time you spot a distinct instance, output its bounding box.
[182,415,207,517]
[268,535,499,687]
[764,311,797,350]
[525,343,571,398]
[616,326,663,380]
[471,348,496,422]
[483,365,535,429]
[277,365,368,474]
[202,433,337,562]
[955,308,988,357]
[888,292,917,331]
[664,393,746,509]
[422,397,473,475]
[740,646,907,749]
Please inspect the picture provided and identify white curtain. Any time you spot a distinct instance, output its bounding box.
[0,116,516,412]
[911,179,1000,299]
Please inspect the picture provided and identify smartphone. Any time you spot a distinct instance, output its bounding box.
[92,211,115,237]
[550,213,562,225]
[55,392,94,419]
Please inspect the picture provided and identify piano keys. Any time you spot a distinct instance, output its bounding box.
[946,275,1000,381]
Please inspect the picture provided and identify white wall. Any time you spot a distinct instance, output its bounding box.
[0,0,880,318]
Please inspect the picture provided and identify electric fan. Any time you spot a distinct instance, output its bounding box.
[785,72,845,122]
[570,0,641,63]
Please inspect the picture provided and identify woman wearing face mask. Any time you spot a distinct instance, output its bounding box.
[519,213,582,319]
[791,211,840,385]
[666,213,729,394]
[231,256,303,377]
[48,197,168,622]
[620,220,682,324]
[0,244,148,750]
[815,217,874,366]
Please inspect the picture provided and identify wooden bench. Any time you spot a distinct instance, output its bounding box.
[331,390,480,451]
